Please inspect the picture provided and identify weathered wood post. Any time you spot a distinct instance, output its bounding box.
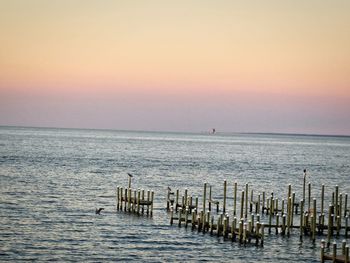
[185,207,189,228]
[303,169,306,202]
[119,187,123,211]
[240,190,245,220]
[335,185,339,217]
[128,173,132,189]
[262,192,266,214]
[231,219,236,241]
[191,211,196,229]
[333,242,337,263]
[337,215,341,236]
[137,189,141,215]
[239,220,243,243]
[321,184,325,216]
[234,182,237,216]
[124,188,128,211]
[291,193,295,226]
[223,217,227,238]
[147,190,150,215]
[178,208,182,227]
[300,199,304,240]
[150,191,154,216]
[117,186,120,210]
[261,223,265,246]
[203,183,207,213]
[308,182,311,212]
[345,193,348,218]
[175,189,179,212]
[170,206,174,225]
[141,189,145,214]
[127,188,132,212]
[327,204,333,247]
[269,195,273,234]
[250,189,254,213]
[245,184,249,219]
[282,214,286,236]
[223,180,227,213]
[287,196,292,237]
[321,239,326,263]
[343,240,347,257]
[132,190,137,213]
[312,198,316,242]
[339,193,343,226]
[209,185,212,211]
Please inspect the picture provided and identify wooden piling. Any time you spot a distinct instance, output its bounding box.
[141,189,145,214]
[300,199,304,240]
[128,188,132,212]
[327,205,332,247]
[308,182,311,211]
[345,194,348,218]
[321,184,325,215]
[175,189,179,212]
[203,183,207,213]
[178,208,182,227]
[291,193,295,226]
[147,190,150,214]
[321,239,326,263]
[303,169,306,201]
[209,185,212,211]
[124,188,127,211]
[150,191,154,216]
[223,180,227,213]
[245,184,248,219]
[262,192,266,214]
[170,206,174,225]
[287,196,292,237]
[241,190,244,220]
[234,182,237,216]
[137,190,141,214]
[312,198,316,242]
[336,185,339,217]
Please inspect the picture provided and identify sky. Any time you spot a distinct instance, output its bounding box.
[1,0,350,135]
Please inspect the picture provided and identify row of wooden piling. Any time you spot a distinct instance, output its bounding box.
[321,240,350,263]
[116,186,154,216]
[169,201,264,246]
[167,178,349,248]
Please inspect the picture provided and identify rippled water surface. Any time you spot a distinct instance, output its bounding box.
[1,127,350,262]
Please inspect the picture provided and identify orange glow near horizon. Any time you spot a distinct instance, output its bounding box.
[1,0,350,134]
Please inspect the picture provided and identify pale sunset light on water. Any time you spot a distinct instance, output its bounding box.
[1,0,350,134]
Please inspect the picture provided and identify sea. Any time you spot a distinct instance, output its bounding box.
[0,126,349,262]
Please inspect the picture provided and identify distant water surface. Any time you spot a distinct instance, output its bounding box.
[1,127,349,262]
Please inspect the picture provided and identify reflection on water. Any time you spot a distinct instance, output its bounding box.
[0,127,349,262]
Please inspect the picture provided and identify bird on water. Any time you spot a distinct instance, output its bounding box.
[95,208,104,214]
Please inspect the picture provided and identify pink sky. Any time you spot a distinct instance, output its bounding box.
[1,1,350,135]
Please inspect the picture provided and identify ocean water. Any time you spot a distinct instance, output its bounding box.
[0,126,349,262]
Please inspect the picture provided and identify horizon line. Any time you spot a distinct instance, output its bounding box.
[1,124,350,138]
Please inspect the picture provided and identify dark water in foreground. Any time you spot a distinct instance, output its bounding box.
[1,126,349,262]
